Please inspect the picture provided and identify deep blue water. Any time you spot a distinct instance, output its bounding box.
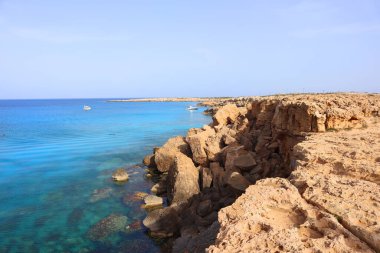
[0,99,211,253]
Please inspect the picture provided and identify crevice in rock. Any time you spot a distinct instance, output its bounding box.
[300,195,378,253]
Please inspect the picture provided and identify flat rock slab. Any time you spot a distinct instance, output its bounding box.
[208,178,374,253]
[144,195,163,209]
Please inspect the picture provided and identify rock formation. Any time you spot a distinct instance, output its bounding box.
[111,168,129,181]
[141,93,380,252]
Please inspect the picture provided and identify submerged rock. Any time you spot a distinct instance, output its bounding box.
[87,214,128,241]
[89,187,113,203]
[123,191,148,205]
[112,168,129,181]
[125,220,142,233]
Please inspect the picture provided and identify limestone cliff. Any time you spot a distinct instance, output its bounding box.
[142,93,380,253]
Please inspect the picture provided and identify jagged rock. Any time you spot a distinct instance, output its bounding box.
[87,214,128,241]
[167,153,200,204]
[199,167,213,190]
[226,172,250,191]
[208,178,374,253]
[143,195,163,210]
[155,136,191,172]
[143,154,156,167]
[213,104,243,126]
[112,168,129,181]
[233,152,256,170]
[186,126,223,166]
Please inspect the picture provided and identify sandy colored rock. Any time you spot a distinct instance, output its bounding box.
[154,136,191,172]
[199,166,213,190]
[143,205,181,237]
[143,194,163,209]
[151,182,166,195]
[233,152,256,170]
[226,172,250,191]
[291,118,380,184]
[291,173,380,251]
[167,153,200,204]
[143,154,156,167]
[213,104,244,126]
[141,93,380,252]
[111,168,129,181]
[208,178,374,253]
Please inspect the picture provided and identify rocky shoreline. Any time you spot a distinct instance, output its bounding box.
[140,93,380,252]
[107,97,232,103]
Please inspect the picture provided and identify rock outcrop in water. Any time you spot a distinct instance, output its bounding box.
[142,93,380,252]
[112,168,129,181]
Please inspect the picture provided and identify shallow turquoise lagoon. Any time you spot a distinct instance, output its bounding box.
[0,99,211,253]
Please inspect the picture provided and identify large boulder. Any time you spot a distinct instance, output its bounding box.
[213,104,243,126]
[167,153,200,204]
[186,126,221,166]
[112,168,129,181]
[227,172,250,191]
[233,152,257,170]
[143,205,181,237]
[155,136,191,172]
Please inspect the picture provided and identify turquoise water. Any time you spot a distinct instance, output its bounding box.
[0,99,210,253]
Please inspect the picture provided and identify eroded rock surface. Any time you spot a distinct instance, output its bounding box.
[87,214,128,241]
[208,178,374,253]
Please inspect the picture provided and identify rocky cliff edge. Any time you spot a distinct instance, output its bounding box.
[142,93,380,253]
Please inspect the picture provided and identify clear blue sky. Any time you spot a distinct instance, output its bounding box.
[0,0,379,99]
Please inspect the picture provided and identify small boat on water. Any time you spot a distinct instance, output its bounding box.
[187,106,198,111]
[83,105,92,111]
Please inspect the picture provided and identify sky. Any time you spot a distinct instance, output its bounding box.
[0,0,379,99]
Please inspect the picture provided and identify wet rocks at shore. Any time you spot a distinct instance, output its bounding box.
[111,168,129,182]
[143,194,163,210]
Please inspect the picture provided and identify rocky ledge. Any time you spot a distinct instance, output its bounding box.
[142,93,380,252]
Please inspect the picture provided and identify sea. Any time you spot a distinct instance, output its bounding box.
[0,99,211,253]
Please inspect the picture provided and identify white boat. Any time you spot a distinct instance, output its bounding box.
[187,106,198,110]
[83,105,92,111]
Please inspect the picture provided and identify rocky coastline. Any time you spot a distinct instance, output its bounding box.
[107,97,232,103]
[140,93,380,252]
